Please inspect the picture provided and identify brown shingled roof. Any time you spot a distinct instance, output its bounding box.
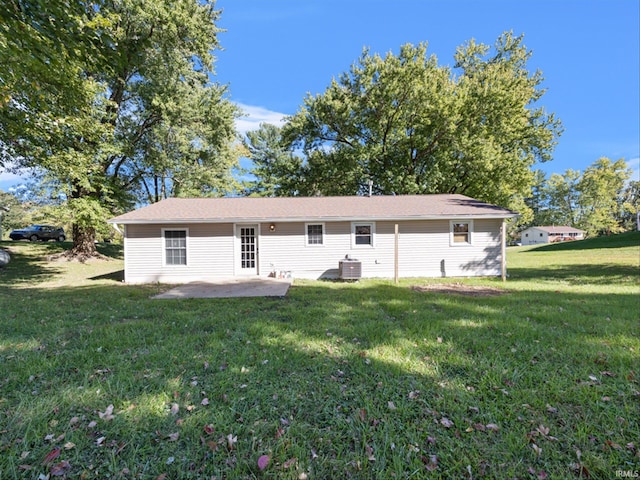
[108,194,517,224]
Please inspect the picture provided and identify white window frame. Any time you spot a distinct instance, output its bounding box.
[305,223,325,247]
[351,222,375,248]
[162,228,189,266]
[449,220,473,246]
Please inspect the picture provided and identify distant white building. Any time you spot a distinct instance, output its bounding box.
[520,226,585,246]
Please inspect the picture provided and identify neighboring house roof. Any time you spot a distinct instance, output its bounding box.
[108,194,517,225]
[527,226,585,234]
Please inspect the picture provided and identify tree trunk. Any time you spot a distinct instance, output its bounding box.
[57,223,102,262]
[72,224,97,255]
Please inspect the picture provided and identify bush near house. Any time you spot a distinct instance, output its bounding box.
[0,233,638,479]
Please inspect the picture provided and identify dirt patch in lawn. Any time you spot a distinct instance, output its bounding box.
[410,283,508,297]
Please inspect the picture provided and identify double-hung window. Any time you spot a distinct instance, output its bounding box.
[306,223,324,246]
[164,229,187,265]
[450,221,473,246]
[352,222,375,247]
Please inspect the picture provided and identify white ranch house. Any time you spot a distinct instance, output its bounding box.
[520,225,585,245]
[108,194,517,284]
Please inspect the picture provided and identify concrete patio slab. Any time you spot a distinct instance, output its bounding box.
[152,277,293,299]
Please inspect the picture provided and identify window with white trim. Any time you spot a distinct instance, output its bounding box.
[306,223,324,246]
[163,229,187,265]
[450,221,473,245]
[352,222,375,247]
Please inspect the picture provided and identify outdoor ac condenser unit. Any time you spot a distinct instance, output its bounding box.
[339,259,362,280]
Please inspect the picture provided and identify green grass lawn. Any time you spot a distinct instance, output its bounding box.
[0,234,638,479]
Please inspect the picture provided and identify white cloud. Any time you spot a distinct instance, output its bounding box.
[235,103,289,136]
[0,170,22,183]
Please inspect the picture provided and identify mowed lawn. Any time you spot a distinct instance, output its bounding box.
[0,233,638,479]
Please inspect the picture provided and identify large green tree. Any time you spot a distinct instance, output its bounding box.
[242,123,303,197]
[281,32,562,207]
[541,169,582,226]
[0,0,239,257]
[577,157,631,235]
[526,158,633,236]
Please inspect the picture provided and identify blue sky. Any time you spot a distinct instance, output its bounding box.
[1,0,638,191]
[216,0,639,180]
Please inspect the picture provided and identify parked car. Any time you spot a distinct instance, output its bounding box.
[9,225,66,242]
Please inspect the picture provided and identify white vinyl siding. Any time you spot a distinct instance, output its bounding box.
[260,219,503,279]
[122,218,505,283]
[124,223,234,283]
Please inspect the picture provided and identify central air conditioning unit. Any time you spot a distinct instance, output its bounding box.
[339,258,362,280]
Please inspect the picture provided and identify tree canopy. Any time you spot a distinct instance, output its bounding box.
[275,32,562,207]
[527,157,633,236]
[0,0,240,257]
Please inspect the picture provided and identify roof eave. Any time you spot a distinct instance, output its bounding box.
[108,213,517,225]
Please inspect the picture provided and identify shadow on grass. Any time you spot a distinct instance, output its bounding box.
[89,269,125,282]
[0,242,66,286]
[0,241,123,287]
[509,262,640,284]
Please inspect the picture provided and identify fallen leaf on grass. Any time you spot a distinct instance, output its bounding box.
[531,443,542,457]
[366,444,375,461]
[98,404,115,421]
[537,425,550,436]
[201,398,209,406]
[226,433,237,450]
[41,447,61,465]
[63,442,75,450]
[421,454,438,471]
[605,439,622,450]
[527,467,548,479]
[50,460,71,476]
[440,417,454,428]
[166,432,179,442]
[203,424,214,435]
[387,401,397,410]
[569,462,591,478]
[170,403,179,415]
[257,455,270,470]
[205,437,219,451]
[283,457,297,469]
